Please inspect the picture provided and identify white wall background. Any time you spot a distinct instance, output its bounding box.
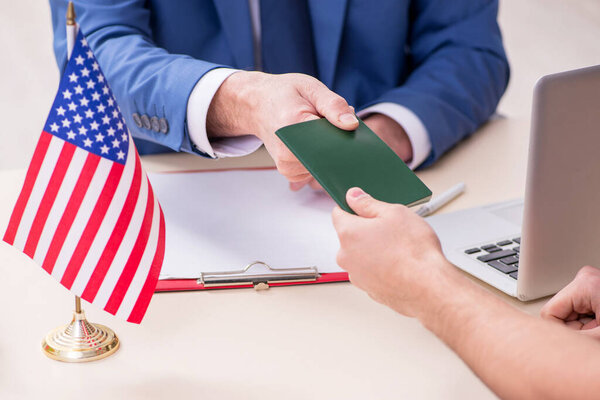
[0,0,599,170]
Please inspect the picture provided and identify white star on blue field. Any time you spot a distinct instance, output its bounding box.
[44,31,129,164]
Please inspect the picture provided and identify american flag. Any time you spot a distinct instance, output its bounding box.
[3,30,165,324]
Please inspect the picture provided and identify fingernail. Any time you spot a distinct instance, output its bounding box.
[348,187,367,199]
[339,113,358,125]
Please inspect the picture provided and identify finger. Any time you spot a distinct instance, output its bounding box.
[541,282,581,321]
[331,206,348,231]
[308,179,323,191]
[579,327,600,340]
[290,178,311,192]
[346,187,390,218]
[301,82,359,131]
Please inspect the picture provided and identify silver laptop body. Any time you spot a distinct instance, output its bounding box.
[426,65,600,301]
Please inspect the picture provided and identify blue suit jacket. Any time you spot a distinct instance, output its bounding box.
[50,0,509,167]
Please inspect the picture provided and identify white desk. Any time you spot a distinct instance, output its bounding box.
[0,117,546,400]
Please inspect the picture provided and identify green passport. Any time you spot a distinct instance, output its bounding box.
[276,118,432,214]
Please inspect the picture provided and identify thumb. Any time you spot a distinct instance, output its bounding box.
[346,187,389,218]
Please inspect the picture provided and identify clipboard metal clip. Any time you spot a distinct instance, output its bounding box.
[198,261,320,290]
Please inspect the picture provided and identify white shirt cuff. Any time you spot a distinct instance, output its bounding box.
[186,68,263,158]
[357,102,431,169]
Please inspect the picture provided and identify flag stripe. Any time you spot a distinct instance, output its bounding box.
[34,147,90,265]
[41,153,101,274]
[3,131,53,245]
[105,180,155,314]
[23,142,76,257]
[68,140,137,295]
[12,136,64,250]
[50,158,113,281]
[80,155,143,300]
[60,161,125,289]
[90,167,148,308]
[115,190,161,319]
[128,208,166,323]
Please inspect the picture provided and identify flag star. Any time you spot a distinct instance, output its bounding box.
[85,109,95,119]
[74,85,84,95]
[49,122,59,132]
[67,102,77,111]
[68,72,78,82]
[116,150,125,160]
[73,114,83,124]
[86,49,94,59]
[80,37,88,47]
[61,118,71,128]
[102,116,111,125]
[116,121,124,130]
[56,106,66,116]
[80,97,89,107]
[83,138,93,147]
[79,126,88,135]
[121,133,128,142]
[86,79,95,89]
[107,127,116,136]
[112,109,119,119]
[111,139,120,148]
[62,89,72,99]
[75,55,84,65]
[80,67,90,77]
[95,132,105,142]
[91,92,101,101]
[97,104,106,114]
[92,62,99,71]
[90,121,100,131]
[97,74,104,83]
[102,86,109,95]
[100,144,110,154]
[107,98,114,106]
[66,130,76,140]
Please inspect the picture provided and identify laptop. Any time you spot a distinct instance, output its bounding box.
[426,65,600,301]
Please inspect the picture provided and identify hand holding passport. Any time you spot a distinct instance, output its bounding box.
[276,118,432,213]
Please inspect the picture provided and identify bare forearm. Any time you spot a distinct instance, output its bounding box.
[418,265,600,400]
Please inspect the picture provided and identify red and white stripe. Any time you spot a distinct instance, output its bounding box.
[4,131,165,323]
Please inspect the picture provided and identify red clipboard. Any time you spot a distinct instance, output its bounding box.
[155,272,349,292]
[152,167,349,293]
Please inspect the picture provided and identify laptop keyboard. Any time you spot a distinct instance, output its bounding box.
[464,237,521,280]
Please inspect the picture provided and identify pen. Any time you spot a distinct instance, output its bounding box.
[416,182,466,217]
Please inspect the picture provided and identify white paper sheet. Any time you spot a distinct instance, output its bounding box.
[148,169,344,279]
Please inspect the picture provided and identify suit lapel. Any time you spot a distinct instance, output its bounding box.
[308,0,349,88]
[212,0,254,69]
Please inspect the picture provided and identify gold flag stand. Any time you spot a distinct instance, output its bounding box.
[38,1,120,364]
[42,296,120,362]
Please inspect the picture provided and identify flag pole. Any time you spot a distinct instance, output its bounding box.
[41,1,119,362]
[67,1,84,319]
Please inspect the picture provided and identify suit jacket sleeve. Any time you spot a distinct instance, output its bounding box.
[363,0,510,167]
[49,0,224,154]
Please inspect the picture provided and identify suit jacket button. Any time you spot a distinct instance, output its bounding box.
[159,118,169,134]
[132,113,142,128]
[150,116,160,132]
[140,114,151,130]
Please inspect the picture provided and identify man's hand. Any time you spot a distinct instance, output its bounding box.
[541,266,600,339]
[207,71,359,183]
[331,187,452,318]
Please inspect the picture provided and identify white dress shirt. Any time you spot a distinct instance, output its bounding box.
[186,0,432,169]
